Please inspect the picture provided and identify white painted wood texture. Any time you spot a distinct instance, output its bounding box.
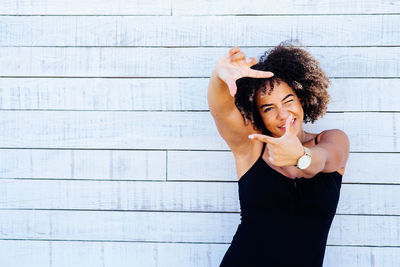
[0,78,399,111]
[0,149,166,180]
[1,179,400,215]
[168,151,400,184]
[173,0,400,15]
[0,111,398,152]
[1,47,399,77]
[1,16,399,46]
[1,0,398,15]
[0,0,171,15]
[0,210,399,246]
[1,1,399,266]
[1,149,397,184]
[1,241,398,267]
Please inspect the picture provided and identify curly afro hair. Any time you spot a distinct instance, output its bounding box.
[234,41,331,135]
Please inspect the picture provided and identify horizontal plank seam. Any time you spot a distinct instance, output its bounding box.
[0,238,398,247]
[0,77,398,80]
[0,76,400,80]
[0,177,399,185]
[173,14,400,17]
[1,109,391,113]
[0,76,399,79]
[0,13,400,16]
[0,109,399,113]
[0,15,174,17]
[0,148,395,153]
[1,45,400,48]
[0,209,398,216]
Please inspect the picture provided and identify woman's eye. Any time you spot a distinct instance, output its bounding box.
[263,100,292,112]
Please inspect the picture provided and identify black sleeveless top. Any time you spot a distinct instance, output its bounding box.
[220,135,343,267]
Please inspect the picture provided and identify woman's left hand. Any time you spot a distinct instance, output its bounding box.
[248,114,305,167]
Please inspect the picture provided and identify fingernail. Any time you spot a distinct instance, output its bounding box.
[248,134,254,139]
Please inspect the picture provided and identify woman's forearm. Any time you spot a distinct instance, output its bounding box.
[299,146,327,177]
[207,69,237,118]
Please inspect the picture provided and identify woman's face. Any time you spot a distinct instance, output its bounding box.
[256,80,304,138]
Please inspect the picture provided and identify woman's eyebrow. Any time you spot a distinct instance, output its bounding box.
[259,94,294,108]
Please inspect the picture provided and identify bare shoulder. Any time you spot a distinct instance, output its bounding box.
[318,129,349,146]
[317,129,350,157]
[317,129,350,175]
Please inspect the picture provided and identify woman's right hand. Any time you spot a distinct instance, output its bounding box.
[213,47,274,96]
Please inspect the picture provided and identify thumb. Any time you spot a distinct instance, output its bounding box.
[226,79,237,96]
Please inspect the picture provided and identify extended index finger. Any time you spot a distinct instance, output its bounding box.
[248,133,279,144]
[246,69,274,79]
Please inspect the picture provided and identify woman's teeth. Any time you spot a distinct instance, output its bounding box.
[279,118,296,129]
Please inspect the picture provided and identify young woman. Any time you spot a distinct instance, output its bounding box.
[208,42,350,267]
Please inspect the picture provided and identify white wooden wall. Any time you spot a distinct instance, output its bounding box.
[0,1,399,266]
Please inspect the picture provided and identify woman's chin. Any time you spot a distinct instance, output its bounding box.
[271,130,284,137]
[274,127,298,137]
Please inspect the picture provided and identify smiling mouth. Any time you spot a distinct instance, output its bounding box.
[278,118,296,129]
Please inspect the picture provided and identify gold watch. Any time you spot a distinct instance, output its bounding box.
[296,146,312,170]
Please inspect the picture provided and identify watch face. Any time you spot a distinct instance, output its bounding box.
[299,155,311,169]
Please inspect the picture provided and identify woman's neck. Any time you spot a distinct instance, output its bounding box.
[298,130,314,144]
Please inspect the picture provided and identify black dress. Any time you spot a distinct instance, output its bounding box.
[220,135,342,267]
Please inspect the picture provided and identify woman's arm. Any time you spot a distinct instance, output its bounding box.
[249,116,349,176]
[208,47,274,153]
[300,129,350,176]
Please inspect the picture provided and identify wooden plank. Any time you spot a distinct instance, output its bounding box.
[0,110,227,150]
[0,47,399,78]
[2,149,396,183]
[0,149,165,180]
[173,0,400,15]
[168,151,237,180]
[344,153,400,184]
[1,0,398,15]
[0,78,398,112]
[1,179,400,215]
[0,240,226,267]
[328,79,400,112]
[324,246,400,267]
[0,111,398,152]
[0,0,170,15]
[306,113,400,153]
[168,151,400,184]
[0,240,399,267]
[328,215,400,246]
[338,184,400,215]
[0,210,398,246]
[7,180,400,215]
[0,78,209,111]
[1,15,399,46]
[0,180,239,212]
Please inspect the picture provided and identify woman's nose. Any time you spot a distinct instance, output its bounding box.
[277,109,290,120]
